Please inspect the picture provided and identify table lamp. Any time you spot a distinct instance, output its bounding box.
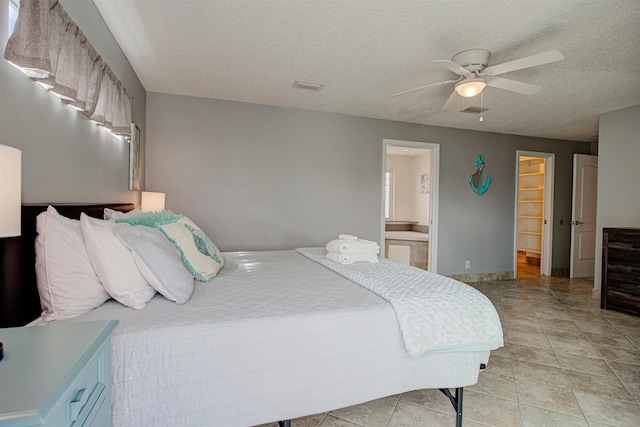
[141,191,165,213]
[0,144,22,361]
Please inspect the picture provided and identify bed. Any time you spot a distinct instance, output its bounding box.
[0,203,503,427]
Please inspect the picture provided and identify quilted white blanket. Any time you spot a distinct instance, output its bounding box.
[296,247,503,356]
[39,250,495,426]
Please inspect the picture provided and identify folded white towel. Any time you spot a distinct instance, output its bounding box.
[338,234,358,241]
[326,238,380,255]
[326,252,379,264]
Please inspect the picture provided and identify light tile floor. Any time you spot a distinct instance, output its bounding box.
[257,262,640,427]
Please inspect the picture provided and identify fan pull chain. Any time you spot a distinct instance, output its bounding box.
[479,91,484,122]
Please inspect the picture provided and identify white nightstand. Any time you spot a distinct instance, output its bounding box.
[0,320,118,427]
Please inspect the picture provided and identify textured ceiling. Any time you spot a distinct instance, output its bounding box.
[93,0,640,143]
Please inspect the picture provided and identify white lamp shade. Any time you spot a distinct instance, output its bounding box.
[0,145,22,238]
[141,191,166,213]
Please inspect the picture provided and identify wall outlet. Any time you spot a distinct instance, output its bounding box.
[465,260,471,269]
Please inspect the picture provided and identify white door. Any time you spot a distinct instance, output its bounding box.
[570,154,598,278]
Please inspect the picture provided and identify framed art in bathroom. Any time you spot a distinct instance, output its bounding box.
[420,173,430,194]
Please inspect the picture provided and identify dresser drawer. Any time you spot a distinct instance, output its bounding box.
[0,321,117,427]
[605,290,640,316]
[46,344,109,427]
[602,228,640,316]
[607,248,640,269]
[606,235,640,249]
[72,382,106,427]
[77,388,110,427]
[606,268,640,288]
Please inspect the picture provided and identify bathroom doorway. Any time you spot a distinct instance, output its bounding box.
[382,139,439,273]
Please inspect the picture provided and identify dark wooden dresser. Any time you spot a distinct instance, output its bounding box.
[601,228,640,316]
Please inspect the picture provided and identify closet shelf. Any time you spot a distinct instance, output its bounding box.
[518,248,541,254]
[518,231,542,236]
[518,187,544,191]
[519,172,544,177]
[518,157,545,265]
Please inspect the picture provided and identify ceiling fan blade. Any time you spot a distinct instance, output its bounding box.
[486,77,542,95]
[483,50,564,76]
[434,59,470,76]
[441,90,458,110]
[389,79,457,98]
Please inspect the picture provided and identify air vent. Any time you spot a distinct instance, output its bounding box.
[292,80,325,91]
[459,106,490,114]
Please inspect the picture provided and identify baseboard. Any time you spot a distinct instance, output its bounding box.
[448,268,571,283]
[551,267,569,277]
[449,271,515,283]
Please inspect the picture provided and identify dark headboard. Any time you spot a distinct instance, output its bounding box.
[0,203,135,327]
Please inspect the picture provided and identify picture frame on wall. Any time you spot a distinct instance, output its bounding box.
[420,173,430,194]
[129,123,141,190]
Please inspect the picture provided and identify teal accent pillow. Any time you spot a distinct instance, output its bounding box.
[155,216,224,282]
[116,210,177,227]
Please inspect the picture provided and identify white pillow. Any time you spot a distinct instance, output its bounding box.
[80,213,156,309]
[35,206,109,321]
[104,206,142,221]
[155,216,224,282]
[114,224,194,304]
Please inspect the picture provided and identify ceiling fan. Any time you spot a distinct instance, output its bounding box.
[390,49,564,110]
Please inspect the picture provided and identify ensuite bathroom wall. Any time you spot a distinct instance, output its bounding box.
[385,150,431,270]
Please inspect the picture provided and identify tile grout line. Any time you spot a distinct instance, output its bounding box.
[537,279,640,426]
[576,297,640,409]
[524,278,591,425]
[543,287,592,425]
[503,282,528,427]
[383,395,401,427]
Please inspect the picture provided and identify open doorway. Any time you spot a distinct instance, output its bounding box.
[382,139,439,273]
[515,151,555,277]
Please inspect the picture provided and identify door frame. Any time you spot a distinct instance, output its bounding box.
[514,150,555,276]
[382,139,440,273]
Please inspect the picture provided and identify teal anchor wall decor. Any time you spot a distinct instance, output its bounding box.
[469,155,492,195]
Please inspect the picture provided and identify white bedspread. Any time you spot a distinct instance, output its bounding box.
[296,247,503,356]
[38,250,493,427]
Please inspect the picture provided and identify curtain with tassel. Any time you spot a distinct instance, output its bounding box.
[3,0,133,137]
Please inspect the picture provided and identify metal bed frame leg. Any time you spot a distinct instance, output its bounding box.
[439,387,463,427]
[278,420,291,427]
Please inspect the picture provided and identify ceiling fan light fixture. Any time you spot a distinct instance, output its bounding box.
[455,78,486,98]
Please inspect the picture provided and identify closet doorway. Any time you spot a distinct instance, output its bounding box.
[382,139,440,273]
[515,151,555,277]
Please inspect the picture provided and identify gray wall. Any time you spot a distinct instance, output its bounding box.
[146,92,590,276]
[594,104,640,292]
[1,0,597,278]
[0,0,145,204]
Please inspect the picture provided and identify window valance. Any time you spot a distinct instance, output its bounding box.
[4,0,132,136]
